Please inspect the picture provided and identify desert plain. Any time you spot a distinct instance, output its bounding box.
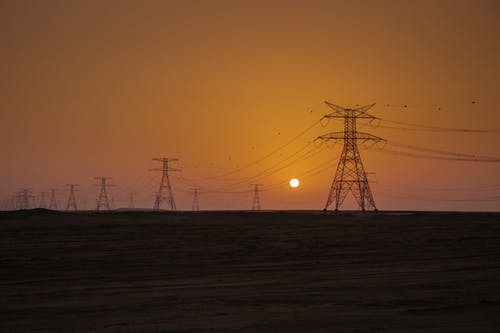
[1,210,500,332]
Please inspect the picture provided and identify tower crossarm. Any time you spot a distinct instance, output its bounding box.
[149,167,181,172]
[355,132,385,142]
[316,131,345,142]
[152,158,179,163]
[323,102,377,120]
[316,132,385,142]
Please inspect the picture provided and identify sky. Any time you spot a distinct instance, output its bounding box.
[1,0,499,211]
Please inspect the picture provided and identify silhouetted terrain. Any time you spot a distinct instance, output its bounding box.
[1,210,500,332]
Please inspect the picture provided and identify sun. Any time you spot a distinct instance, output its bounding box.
[289,178,300,188]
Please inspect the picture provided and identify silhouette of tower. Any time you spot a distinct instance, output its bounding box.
[17,189,34,210]
[10,195,18,210]
[95,177,112,211]
[317,102,384,212]
[1,196,12,210]
[48,188,58,210]
[128,193,135,209]
[11,195,19,210]
[191,187,200,211]
[151,157,179,211]
[39,192,46,209]
[251,184,263,210]
[65,184,79,211]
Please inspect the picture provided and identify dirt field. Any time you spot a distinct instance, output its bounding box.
[1,210,500,332]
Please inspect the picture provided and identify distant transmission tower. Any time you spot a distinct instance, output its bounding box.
[128,193,135,209]
[317,102,384,212]
[95,177,112,211]
[251,184,263,210]
[151,157,179,211]
[48,188,58,210]
[17,189,34,210]
[39,192,47,208]
[65,184,79,211]
[191,187,200,211]
[11,195,19,210]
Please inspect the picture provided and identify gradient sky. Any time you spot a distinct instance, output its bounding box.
[1,0,499,211]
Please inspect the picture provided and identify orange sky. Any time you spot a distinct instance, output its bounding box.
[1,0,499,211]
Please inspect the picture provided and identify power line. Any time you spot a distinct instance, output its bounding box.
[377,146,500,163]
[377,118,500,133]
[389,141,500,160]
[377,189,500,202]
[192,120,320,181]
[207,144,323,192]
[405,184,500,192]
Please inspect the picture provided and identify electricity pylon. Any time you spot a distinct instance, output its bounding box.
[151,157,179,211]
[65,184,79,211]
[17,189,34,210]
[251,184,263,211]
[48,188,58,210]
[316,102,384,212]
[10,195,18,210]
[191,187,200,211]
[95,177,112,211]
[39,192,46,208]
[128,193,135,209]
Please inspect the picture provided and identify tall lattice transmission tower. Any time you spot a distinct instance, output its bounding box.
[251,184,263,211]
[151,157,179,211]
[65,184,79,211]
[316,102,384,212]
[191,187,200,211]
[48,188,58,210]
[95,177,112,211]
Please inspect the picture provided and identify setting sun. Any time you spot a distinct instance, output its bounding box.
[289,178,300,188]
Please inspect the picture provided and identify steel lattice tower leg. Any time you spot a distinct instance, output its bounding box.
[318,103,383,212]
[39,192,46,209]
[152,158,179,211]
[48,188,58,210]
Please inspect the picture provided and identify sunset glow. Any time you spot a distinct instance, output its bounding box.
[0,1,499,211]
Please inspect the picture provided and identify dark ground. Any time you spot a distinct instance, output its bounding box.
[1,210,500,332]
